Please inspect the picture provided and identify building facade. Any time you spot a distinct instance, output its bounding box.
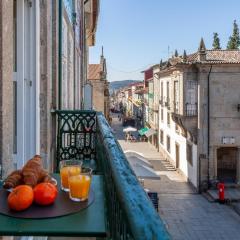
[157,40,240,190]
[142,67,159,148]
[0,0,99,178]
[88,50,110,120]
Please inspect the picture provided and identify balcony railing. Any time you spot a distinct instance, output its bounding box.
[164,97,170,110]
[159,97,163,105]
[173,101,179,114]
[56,110,170,240]
[185,103,198,116]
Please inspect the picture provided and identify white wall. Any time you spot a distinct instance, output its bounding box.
[159,75,198,188]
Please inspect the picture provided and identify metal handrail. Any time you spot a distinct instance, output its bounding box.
[96,113,170,240]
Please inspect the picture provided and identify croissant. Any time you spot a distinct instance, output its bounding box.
[3,170,23,189]
[22,155,43,187]
[39,169,53,183]
[4,155,54,189]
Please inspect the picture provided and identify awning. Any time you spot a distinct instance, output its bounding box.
[123,127,137,132]
[138,127,149,136]
[125,152,160,180]
[145,128,156,137]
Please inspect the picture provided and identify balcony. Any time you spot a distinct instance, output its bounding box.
[164,98,170,110]
[171,103,198,143]
[159,98,163,105]
[55,110,170,239]
[173,101,179,114]
[185,103,198,116]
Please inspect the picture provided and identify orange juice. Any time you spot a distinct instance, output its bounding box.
[60,166,81,190]
[68,175,91,201]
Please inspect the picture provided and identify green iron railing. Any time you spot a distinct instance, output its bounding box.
[56,110,171,240]
[56,110,98,171]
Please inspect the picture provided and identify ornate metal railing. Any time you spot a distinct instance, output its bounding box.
[55,110,97,171]
[56,110,170,240]
[164,97,170,110]
[185,103,198,116]
[173,101,179,114]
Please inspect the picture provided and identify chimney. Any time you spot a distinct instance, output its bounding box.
[198,38,207,61]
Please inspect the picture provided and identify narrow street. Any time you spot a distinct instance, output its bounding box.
[111,114,240,240]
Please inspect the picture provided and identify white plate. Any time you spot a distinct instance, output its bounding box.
[4,177,57,192]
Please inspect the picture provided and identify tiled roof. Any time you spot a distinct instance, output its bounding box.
[158,50,240,71]
[187,50,240,63]
[88,64,101,80]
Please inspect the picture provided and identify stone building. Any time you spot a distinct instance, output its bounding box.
[131,82,144,128]
[141,67,159,147]
[156,39,240,190]
[0,0,99,178]
[88,50,110,120]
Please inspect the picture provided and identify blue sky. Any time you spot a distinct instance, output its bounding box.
[89,0,240,82]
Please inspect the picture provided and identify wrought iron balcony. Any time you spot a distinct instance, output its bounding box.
[159,97,163,105]
[55,110,170,240]
[164,98,170,110]
[173,101,179,114]
[185,103,198,116]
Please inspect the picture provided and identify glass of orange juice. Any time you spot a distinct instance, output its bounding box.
[68,167,92,202]
[59,160,82,192]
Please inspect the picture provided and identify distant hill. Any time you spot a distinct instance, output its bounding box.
[109,80,141,94]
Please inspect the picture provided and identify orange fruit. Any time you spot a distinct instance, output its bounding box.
[33,182,58,205]
[8,185,34,211]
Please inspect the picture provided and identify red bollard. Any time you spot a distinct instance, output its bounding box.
[218,182,225,203]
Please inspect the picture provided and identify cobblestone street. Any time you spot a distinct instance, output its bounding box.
[111,114,240,240]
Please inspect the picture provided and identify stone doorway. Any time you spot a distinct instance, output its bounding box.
[217,147,238,183]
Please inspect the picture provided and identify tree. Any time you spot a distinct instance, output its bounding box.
[212,33,221,49]
[227,20,240,49]
[174,49,178,57]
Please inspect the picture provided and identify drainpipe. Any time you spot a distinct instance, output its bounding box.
[58,0,62,110]
[207,65,213,185]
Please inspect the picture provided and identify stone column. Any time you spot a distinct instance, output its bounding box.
[0,0,14,178]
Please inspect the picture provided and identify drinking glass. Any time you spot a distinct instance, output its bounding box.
[59,159,82,192]
[68,167,92,202]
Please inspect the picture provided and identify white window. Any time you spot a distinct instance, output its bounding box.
[186,80,197,104]
[186,81,197,115]
[174,81,179,113]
